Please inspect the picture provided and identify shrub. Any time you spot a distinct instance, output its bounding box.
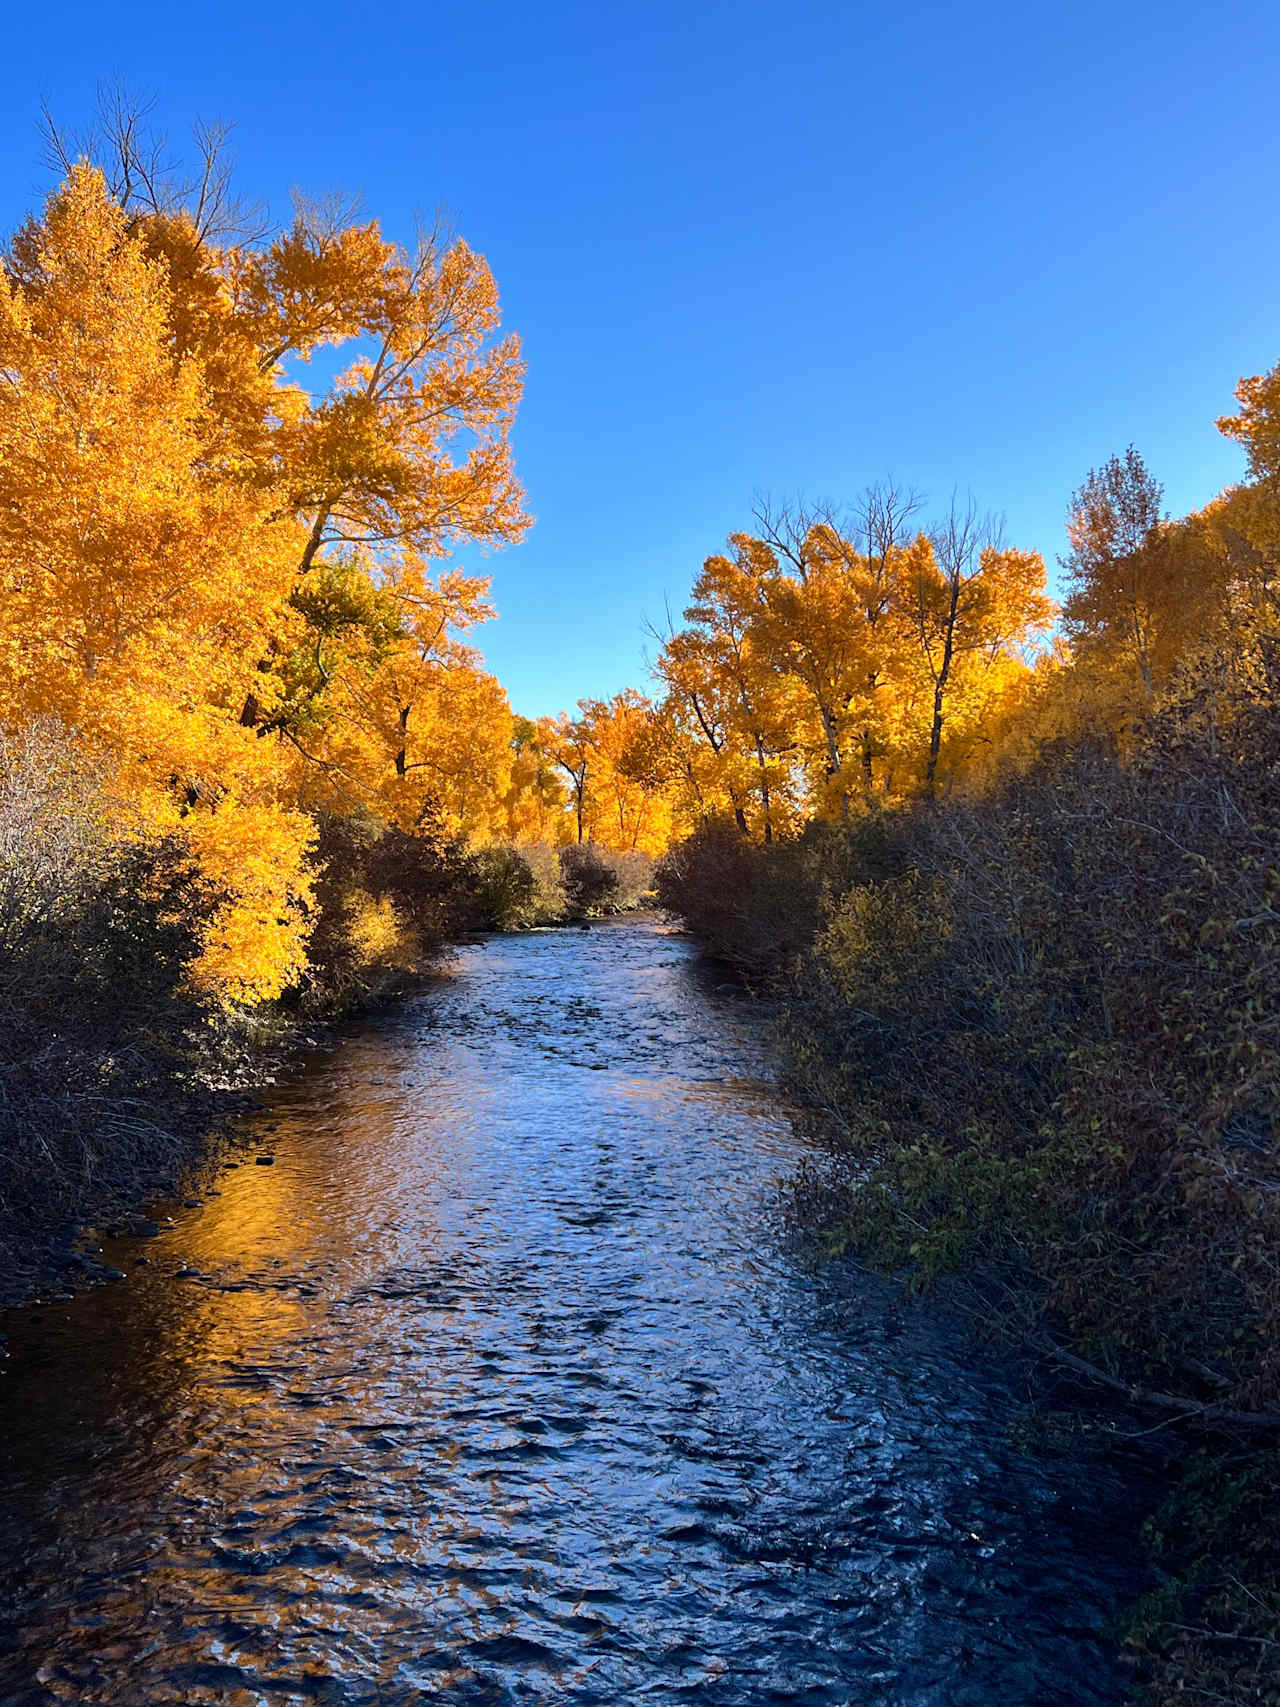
[655,812,911,982]
[604,847,657,911]
[303,811,482,1005]
[559,841,620,918]
[0,724,216,1287]
[519,840,569,922]
[785,652,1280,1421]
[466,844,537,929]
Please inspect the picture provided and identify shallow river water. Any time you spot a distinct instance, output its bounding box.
[0,919,1150,1705]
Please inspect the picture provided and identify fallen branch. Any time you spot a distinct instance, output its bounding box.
[1025,1334,1280,1432]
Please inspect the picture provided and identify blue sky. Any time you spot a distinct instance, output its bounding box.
[5,0,1280,716]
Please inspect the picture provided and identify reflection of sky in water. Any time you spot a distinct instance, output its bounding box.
[0,920,1152,1706]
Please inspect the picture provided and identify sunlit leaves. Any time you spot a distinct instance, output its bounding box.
[655,508,1052,827]
[0,161,530,1001]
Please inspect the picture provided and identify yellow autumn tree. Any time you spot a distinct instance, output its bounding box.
[576,692,677,854]
[267,552,516,839]
[750,487,925,812]
[0,164,312,1000]
[502,718,573,846]
[656,498,1050,827]
[656,541,804,841]
[1061,447,1196,710]
[1,131,531,999]
[901,504,1052,797]
[1219,355,1280,489]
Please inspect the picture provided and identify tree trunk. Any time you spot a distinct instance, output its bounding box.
[925,681,946,798]
[925,579,961,800]
[755,737,774,845]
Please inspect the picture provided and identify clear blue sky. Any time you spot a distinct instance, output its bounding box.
[6,0,1280,716]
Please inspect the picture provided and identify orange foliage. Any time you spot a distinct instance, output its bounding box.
[0,160,529,1000]
[654,497,1052,832]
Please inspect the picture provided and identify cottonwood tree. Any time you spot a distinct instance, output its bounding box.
[0,165,312,999]
[540,711,592,844]
[536,695,674,854]
[657,541,800,840]
[1219,353,1280,489]
[752,484,923,810]
[0,112,531,998]
[903,500,1052,798]
[1061,447,1172,700]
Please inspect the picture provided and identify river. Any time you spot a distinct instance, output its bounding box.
[0,917,1150,1705]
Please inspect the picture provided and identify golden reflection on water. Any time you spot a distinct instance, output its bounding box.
[0,921,1153,1707]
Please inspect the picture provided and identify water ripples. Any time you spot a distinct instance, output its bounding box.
[0,920,1148,1704]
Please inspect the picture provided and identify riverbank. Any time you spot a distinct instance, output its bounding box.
[655,658,1280,1702]
[2,985,383,1312]
[3,925,639,1315]
[0,733,657,1313]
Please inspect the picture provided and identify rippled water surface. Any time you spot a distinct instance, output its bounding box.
[0,919,1148,1705]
